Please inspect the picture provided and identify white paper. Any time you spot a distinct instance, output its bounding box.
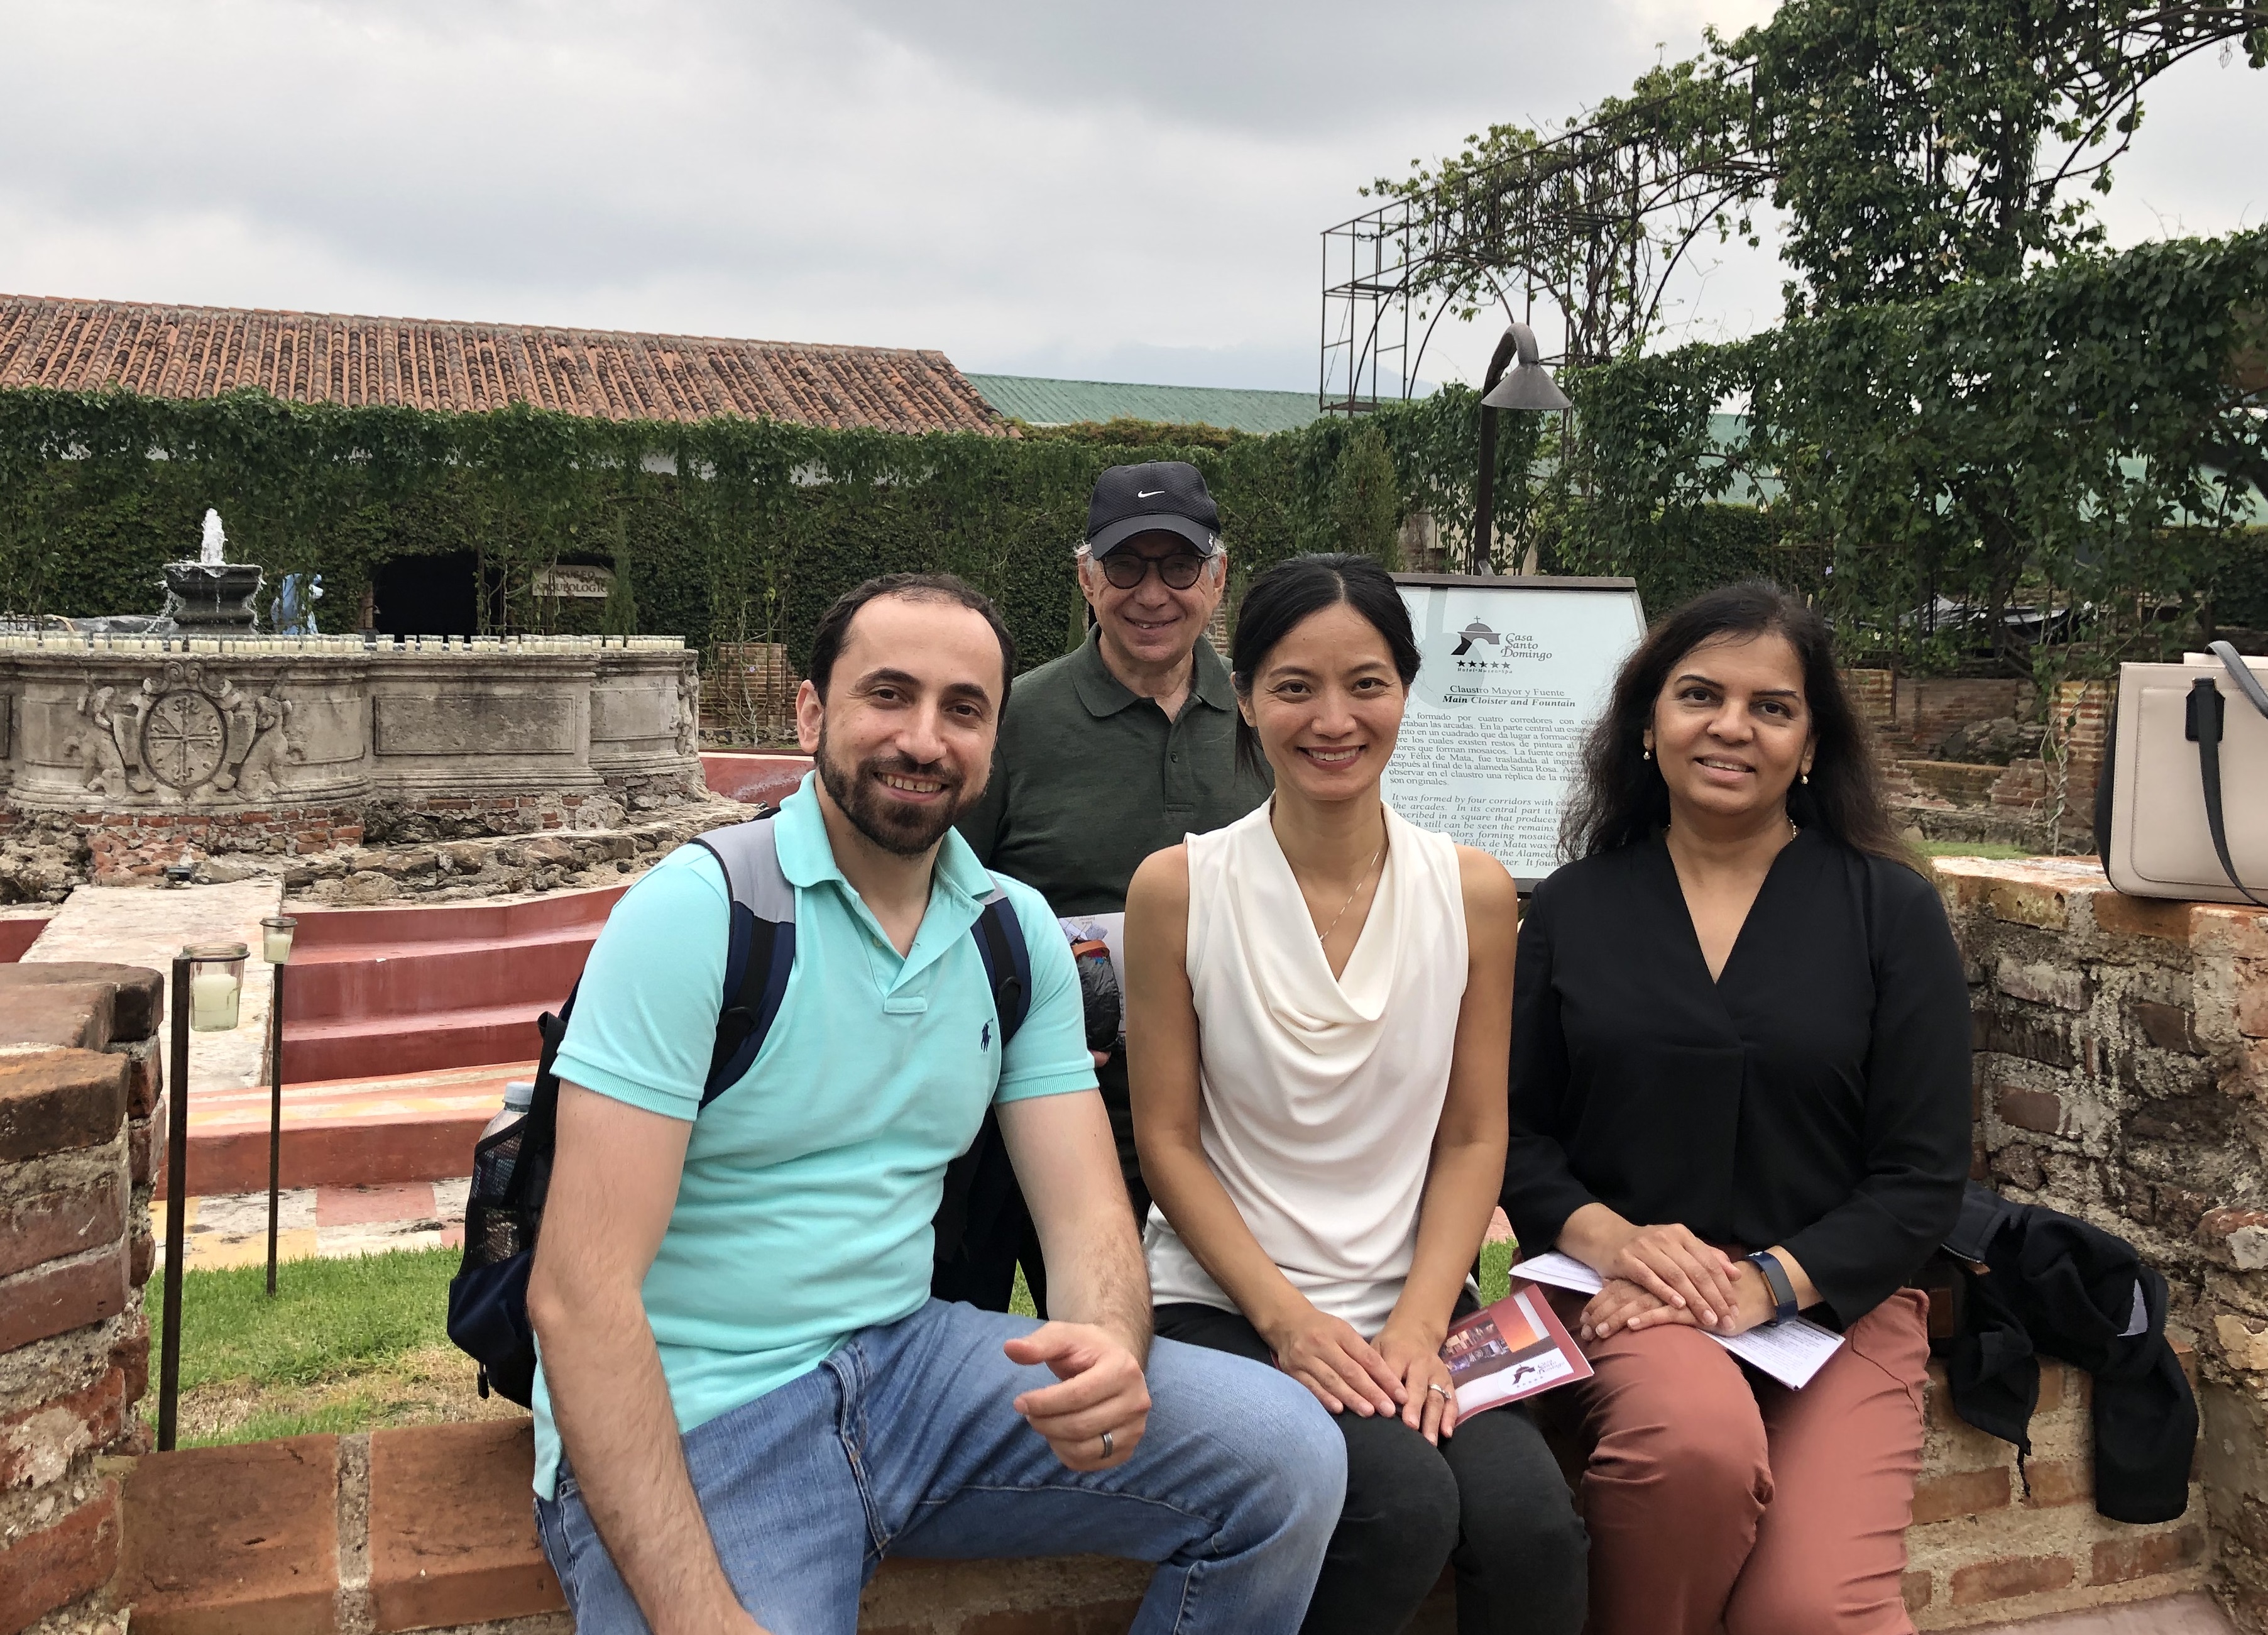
[1509,1253,1846,1390]
[1508,1251,1604,1295]
[1714,1316,1845,1390]
[1057,912,1127,1040]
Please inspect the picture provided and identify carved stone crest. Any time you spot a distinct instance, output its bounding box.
[144,688,228,789]
[69,663,297,802]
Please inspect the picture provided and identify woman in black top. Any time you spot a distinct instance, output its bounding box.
[1503,581,1970,1635]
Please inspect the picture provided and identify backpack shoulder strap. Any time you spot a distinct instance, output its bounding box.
[506,979,579,1207]
[968,880,1032,1049]
[693,817,799,1106]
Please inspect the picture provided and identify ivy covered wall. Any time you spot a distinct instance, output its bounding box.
[0,383,1542,677]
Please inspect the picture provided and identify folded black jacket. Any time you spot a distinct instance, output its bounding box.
[1943,1183,2195,1523]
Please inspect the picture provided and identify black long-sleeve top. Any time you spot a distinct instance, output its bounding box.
[1502,829,1973,1326]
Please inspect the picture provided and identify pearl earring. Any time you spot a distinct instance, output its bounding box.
[1641,746,1653,761]
[1801,769,1811,784]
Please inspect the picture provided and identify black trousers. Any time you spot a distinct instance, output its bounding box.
[1154,1301,1587,1635]
[930,1043,1150,1317]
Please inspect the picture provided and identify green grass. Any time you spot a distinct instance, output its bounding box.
[1919,840,2041,860]
[179,1247,459,1392]
[173,1247,525,1449]
[1479,1238,1514,1306]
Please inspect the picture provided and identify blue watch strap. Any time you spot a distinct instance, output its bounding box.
[1746,1250,1799,1324]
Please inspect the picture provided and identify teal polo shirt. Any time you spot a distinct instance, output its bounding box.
[530,773,1098,1497]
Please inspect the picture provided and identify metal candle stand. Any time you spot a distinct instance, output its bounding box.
[262,916,297,1296]
[155,940,250,1454]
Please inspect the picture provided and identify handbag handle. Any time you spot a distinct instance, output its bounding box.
[2186,642,2268,908]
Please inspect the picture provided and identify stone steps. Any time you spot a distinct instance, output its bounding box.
[280,889,618,1081]
[158,1062,530,1197]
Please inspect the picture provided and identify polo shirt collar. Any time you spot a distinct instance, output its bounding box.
[1069,626,1236,718]
[772,770,996,909]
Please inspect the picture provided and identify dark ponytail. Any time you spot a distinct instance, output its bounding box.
[1229,554,1422,778]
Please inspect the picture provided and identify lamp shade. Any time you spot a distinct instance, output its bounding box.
[1481,365,1572,412]
[1481,319,1572,412]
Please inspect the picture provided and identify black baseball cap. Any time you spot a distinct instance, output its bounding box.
[1085,461,1222,558]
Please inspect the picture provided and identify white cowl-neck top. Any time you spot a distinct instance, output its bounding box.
[1144,800,1469,1338]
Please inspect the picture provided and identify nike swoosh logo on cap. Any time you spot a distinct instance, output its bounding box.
[1136,489,1165,498]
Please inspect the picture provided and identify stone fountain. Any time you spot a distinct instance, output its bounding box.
[162,510,265,632]
[0,512,709,886]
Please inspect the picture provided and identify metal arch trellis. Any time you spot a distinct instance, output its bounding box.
[1319,3,2268,416]
[1319,62,1768,414]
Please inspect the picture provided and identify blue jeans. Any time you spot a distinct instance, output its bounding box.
[535,1299,1345,1634]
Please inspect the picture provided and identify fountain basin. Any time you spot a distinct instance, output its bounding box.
[162,562,266,631]
[0,634,704,882]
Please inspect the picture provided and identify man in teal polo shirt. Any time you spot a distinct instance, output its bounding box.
[527,573,1340,1635]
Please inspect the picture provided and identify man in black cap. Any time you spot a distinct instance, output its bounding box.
[943,461,1271,1314]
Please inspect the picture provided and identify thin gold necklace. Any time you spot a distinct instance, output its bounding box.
[1309,829,1388,944]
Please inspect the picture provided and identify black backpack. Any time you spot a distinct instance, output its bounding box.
[446,812,1032,1405]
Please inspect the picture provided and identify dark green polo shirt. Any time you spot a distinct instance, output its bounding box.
[958,628,1273,916]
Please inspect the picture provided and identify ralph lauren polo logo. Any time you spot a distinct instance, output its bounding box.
[980,1021,992,1052]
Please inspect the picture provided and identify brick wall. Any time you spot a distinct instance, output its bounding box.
[1840,671,2112,845]
[702,642,797,746]
[1893,677,2039,757]
[1933,857,2268,1627]
[0,965,163,1635]
[1907,1355,2210,1626]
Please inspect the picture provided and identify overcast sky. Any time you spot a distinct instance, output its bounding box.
[2,1,2262,395]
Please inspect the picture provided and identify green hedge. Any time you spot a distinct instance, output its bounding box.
[0,386,1540,678]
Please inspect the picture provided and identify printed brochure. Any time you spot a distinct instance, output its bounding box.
[1439,1282,1592,1416]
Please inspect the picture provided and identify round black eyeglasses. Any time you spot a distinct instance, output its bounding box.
[1100,552,1208,591]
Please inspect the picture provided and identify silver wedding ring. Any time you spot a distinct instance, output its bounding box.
[1099,1428,1115,1460]
[1427,1384,1451,1401]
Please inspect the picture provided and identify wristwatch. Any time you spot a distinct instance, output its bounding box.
[1746,1250,1800,1326]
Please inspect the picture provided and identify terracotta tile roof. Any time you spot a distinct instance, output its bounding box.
[0,294,1007,434]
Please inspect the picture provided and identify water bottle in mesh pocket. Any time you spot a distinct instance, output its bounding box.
[447,1014,569,1405]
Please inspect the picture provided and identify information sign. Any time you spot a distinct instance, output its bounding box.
[1381,574,1646,885]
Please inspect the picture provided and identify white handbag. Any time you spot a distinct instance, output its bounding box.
[2098,641,2268,906]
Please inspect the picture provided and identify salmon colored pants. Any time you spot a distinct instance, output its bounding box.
[1553,1285,1932,1635]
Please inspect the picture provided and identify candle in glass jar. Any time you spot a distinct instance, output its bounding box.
[189,971,239,1031]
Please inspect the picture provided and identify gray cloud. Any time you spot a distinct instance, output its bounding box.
[0,1,2256,395]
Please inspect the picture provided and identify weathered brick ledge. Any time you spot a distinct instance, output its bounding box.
[97,1344,2214,1635]
[1931,856,2268,1628]
[0,966,163,1635]
[113,1418,1165,1635]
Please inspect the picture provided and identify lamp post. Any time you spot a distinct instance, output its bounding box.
[1472,321,1571,575]
[156,942,248,1453]
[261,916,297,1296]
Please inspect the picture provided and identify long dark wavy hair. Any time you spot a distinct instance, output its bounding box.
[1560,580,1914,867]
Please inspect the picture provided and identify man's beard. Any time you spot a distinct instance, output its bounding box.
[815,727,970,858]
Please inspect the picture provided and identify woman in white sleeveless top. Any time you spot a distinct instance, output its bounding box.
[1125,556,1586,1635]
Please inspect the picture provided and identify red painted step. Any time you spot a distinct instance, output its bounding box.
[282,887,625,1081]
